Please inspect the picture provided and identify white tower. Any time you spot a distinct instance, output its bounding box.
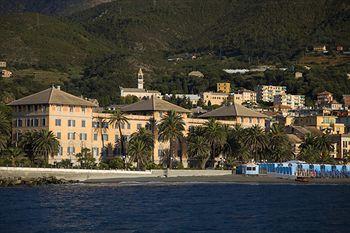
[137,68,144,89]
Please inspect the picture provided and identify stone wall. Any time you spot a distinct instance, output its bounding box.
[0,167,233,181]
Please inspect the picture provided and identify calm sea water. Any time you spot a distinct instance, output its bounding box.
[0,183,349,233]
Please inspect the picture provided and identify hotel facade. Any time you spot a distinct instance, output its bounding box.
[8,87,267,166]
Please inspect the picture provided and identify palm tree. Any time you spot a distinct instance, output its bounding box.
[128,138,150,170]
[314,134,334,162]
[94,116,109,157]
[33,130,60,164]
[203,118,227,167]
[4,147,27,167]
[131,127,154,149]
[268,124,293,162]
[226,124,248,163]
[243,125,268,162]
[0,111,11,151]
[188,135,211,169]
[19,131,38,163]
[109,109,129,158]
[158,110,185,168]
[146,117,158,162]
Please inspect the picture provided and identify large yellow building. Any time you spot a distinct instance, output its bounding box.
[202,92,229,106]
[9,86,267,166]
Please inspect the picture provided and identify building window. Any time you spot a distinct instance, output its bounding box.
[80,133,87,141]
[82,107,86,113]
[82,120,86,128]
[127,123,131,129]
[34,105,38,112]
[26,119,30,127]
[137,124,142,129]
[68,132,75,140]
[121,123,125,129]
[93,134,98,141]
[58,146,63,156]
[56,132,61,139]
[57,105,62,112]
[34,118,39,127]
[55,119,61,126]
[249,117,252,123]
[102,134,108,141]
[92,121,98,128]
[67,147,75,155]
[68,120,76,127]
[92,147,99,157]
[18,119,23,127]
[42,118,46,127]
[69,106,74,112]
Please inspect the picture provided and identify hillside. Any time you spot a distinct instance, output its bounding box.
[0,0,349,106]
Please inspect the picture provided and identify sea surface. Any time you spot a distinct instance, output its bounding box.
[0,182,349,233]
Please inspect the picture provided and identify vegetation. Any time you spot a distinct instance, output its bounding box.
[76,148,97,169]
[300,133,335,163]
[108,109,129,159]
[158,111,186,168]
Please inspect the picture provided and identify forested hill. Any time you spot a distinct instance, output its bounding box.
[0,0,349,106]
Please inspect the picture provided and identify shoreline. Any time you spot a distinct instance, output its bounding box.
[84,175,350,185]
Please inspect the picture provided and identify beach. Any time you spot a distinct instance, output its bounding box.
[85,174,350,184]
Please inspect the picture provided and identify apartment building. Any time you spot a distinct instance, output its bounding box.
[9,87,267,166]
[273,94,305,109]
[256,85,287,102]
[317,91,333,107]
[236,88,257,103]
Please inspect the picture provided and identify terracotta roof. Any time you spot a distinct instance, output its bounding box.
[286,134,302,144]
[121,97,190,113]
[8,87,97,107]
[199,103,267,118]
[318,91,332,95]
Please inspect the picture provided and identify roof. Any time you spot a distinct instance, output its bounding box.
[8,87,97,107]
[188,71,204,78]
[120,87,161,94]
[318,91,332,95]
[121,97,190,113]
[286,134,302,144]
[199,103,267,118]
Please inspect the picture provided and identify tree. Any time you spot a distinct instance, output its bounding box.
[76,148,96,169]
[267,124,293,162]
[109,109,129,158]
[188,135,210,169]
[146,117,158,162]
[314,134,334,163]
[242,125,268,162]
[33,130,60,164]
[0,111,11,151]
[225,124,249,163]
[128,138,150,170]
[94,116,108,157]
[19,131,37,163]
[3,147,30,167]
[158,110,185,168]
[203,118,227,167]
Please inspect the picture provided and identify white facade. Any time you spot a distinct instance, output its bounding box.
[137,68,144,89]
[274,94,305,109]
[257,85,287,102]
[236,89,257,103]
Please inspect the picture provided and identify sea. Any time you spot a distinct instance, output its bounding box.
[0,182,349,233]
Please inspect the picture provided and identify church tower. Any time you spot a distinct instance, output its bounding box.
[137,68,144,89]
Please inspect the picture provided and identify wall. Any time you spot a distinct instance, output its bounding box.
[0,167,233,181]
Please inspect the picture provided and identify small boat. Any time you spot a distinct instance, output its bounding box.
[295,176,310,183]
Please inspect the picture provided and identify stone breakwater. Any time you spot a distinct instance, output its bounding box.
[0,176,79,187]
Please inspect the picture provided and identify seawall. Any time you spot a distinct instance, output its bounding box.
[0,167,232,181]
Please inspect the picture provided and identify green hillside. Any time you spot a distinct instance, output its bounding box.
[0,0,349,106]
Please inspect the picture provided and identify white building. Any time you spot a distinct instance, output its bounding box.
[120,68,161,99]
[274,94,305,109]
[257,85,287,102]
[174,94,201,105]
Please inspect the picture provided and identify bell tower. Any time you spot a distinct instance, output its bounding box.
[137,68,144,89]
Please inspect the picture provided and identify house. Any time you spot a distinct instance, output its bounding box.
[293,115,345,134]
[343,95,350,107]
[202,92,229,106]
[317,91,333,107]
[0,61,6,68]
[188,71,204,78]
[217,82,231,94]
[236,88,257,103]
[273,94,305,110]
[174,94,201,106]
[313,45,327,52]
[295,72,303,79]
[1,69,12,78]
[329,134,350,159]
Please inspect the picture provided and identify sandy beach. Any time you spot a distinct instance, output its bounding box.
[85,174,350,185]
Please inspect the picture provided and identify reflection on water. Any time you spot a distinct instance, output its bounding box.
[0,183,349,233]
